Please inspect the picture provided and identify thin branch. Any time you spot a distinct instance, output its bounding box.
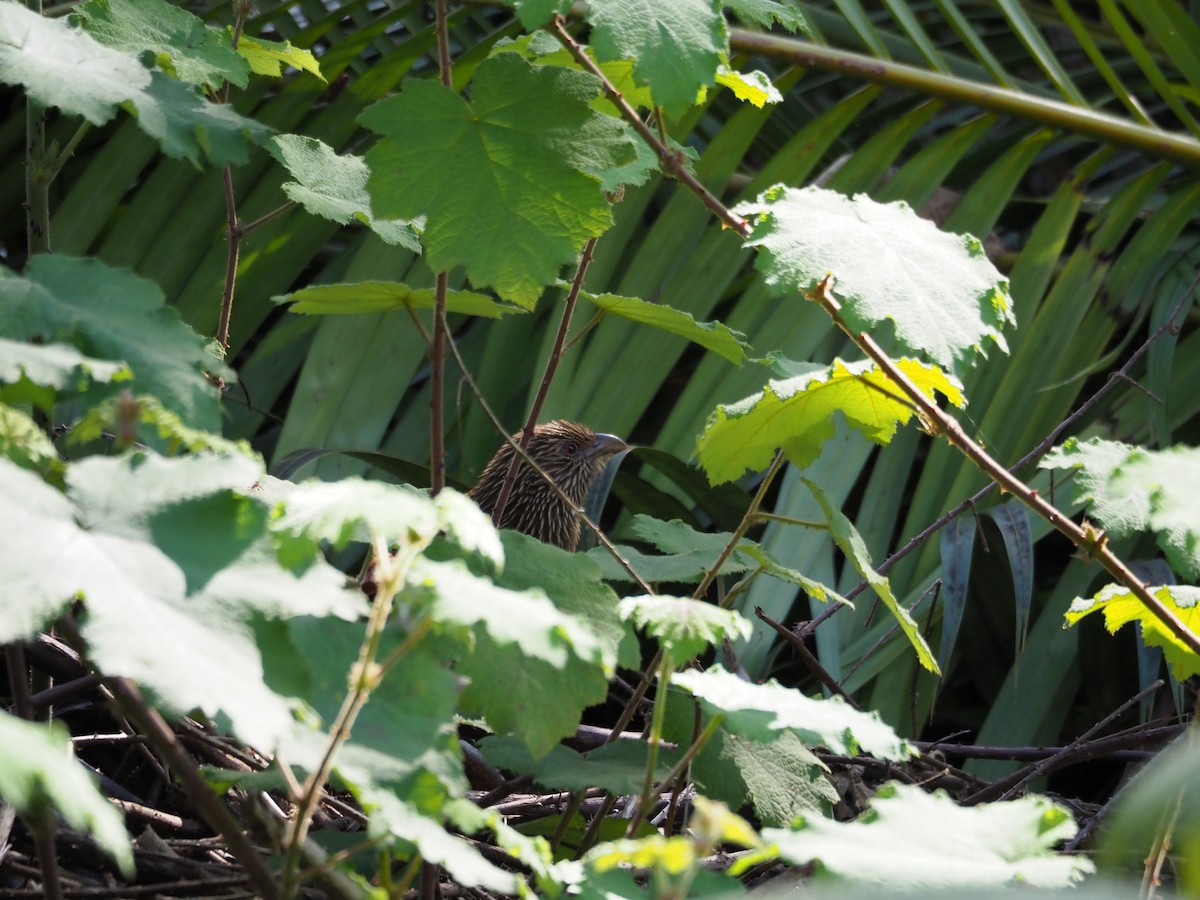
[491,236,599,525]
[754,607,859,706]
[429,0,454,496]
[550,17,749,236]
[810,275,1200,657]
[439,308,653,593]
[965,679,1164,804]
[800,280,1196,640]
[695,451,785,603]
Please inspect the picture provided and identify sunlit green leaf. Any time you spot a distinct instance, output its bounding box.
[1042,437,1200,580]
[0,712,133,876]
[74,0,248,88]
[619,594,752,660]
[268,135,421,251]
[672,666,912,759]
[735,185,1014,375]
[1065,583,1200,680]
[278,282,520,319]
[765,782,1091,886]
[696,357,963,485]
[363,55,633,307]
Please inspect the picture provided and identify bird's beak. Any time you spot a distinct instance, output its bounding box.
[588,433,629,459]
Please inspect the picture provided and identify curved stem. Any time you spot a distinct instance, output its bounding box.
[491,236,599,524]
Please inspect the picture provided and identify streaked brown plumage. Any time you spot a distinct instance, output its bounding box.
[468,420,628,551]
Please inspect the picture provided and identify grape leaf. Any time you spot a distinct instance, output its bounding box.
[0,4,270,166]
[237,35,323,81]
[734,185,1014,375]
[510,0,572,30]
[0,337,129,412]
[619,594,752,660]
[723,0,808,32]
[269,135,421,251]
[580,290,749,364]
[1042,437,1200,580]
[0,712,133,876]
[1066,584,1200,680]
[696,357,963,485]
[805,478,939,674]
[715,66,782,107]
[74,0,248,88]
[0,256,227,430]
[672,666,912,759]
[586,0,726,118]
[363,54,634,307]
[0,452,364,753]
[277,282,519,319]
[765,782,1091,887]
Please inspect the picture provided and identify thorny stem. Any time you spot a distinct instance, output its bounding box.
[491,236,600,526]
[550,17,748,235]
[552,0,1200,659]
[214,3,251,351]
[809,275,1200,658]
[626,651,673,838]
[800,281,1196,641]
[24,0,50,257]
[280,535,430,896]
[429,0,454,496]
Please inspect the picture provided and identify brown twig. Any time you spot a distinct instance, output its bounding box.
[428,0,455,496]
[965,679,1165,804]
[491,236,600,525]
[801,279,1197,640]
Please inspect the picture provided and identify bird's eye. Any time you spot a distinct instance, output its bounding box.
[563,442,578,456]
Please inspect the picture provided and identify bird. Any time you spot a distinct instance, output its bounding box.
[468,420,628,551]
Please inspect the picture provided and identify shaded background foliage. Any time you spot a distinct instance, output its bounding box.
[4,0,1198,799]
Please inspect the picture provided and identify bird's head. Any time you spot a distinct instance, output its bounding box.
[468,420,628,550]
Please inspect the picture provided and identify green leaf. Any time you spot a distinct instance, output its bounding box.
[479,735,679,795]
[805,478,940,674]
[1,451,363,752]
[286,617,463,793]
[357,789,521,894]
[493,530,639,671]
[363,55,633,307]
[74,0,249,89]
[672,666,913,759]
[0,4,270,166]
[236,35,324,82]
[421,556,615,759]
[0,256,227,430]
[580,290,749,364]
[268,135,421,251]
[586,0,726,118]
[723,0,808,32]
[0,712,133,876]
[696,357,963,485]
[0,336,129,412]
[1041,437,1200,580]
[71,393,256,458]
[662,695,835,827]
[510,0,572,30]
[619,594,752,660]
[735,185,1014,375]
[764,782,1092,887]
[278,282,519,319]
[0,405,64,485]
[1065,584,1200,680]
[271,478,502,565]
[715,66,783,107]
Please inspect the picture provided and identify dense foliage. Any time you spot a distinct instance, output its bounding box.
[1,0,1199,897]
